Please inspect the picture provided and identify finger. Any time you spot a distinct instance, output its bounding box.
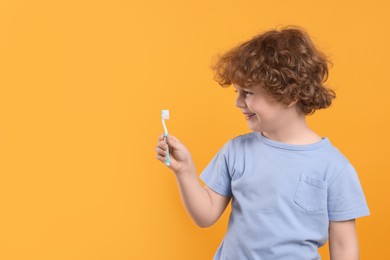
[167,137,184,154]
[156,154,174,166]
[156,154,166,162]
[157,141,168,150]
[166,135,180,146]
[155,146,167,155]
[158,134,165,142]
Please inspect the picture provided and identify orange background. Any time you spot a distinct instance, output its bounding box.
[0,0,388,259]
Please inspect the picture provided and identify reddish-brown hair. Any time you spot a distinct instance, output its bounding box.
[212,26,336,115]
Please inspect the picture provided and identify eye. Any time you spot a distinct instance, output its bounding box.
[233,89,253,96]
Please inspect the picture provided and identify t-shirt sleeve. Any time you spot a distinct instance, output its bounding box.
[200,142,233,197]
[327,163,370,221]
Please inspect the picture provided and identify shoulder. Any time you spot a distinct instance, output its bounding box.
[320,139,358,183]
[324,140,350,166]
[217,132,258,159]
[229,132,258,146]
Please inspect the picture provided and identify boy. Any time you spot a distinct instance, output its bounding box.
[156,26,369,259]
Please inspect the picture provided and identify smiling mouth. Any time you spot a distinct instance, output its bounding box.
[244,113,256,119]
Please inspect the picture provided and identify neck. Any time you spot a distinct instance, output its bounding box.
[262,112,321,145]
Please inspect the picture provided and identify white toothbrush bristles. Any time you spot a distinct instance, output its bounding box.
[162,110,169,120]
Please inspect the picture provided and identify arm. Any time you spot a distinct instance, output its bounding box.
[329,219,359,260]
[156,134,231,227]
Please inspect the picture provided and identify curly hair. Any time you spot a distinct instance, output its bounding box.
[211,26,336,115]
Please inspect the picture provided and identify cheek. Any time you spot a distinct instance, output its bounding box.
[246,100,255,109]
[247,102,262,114]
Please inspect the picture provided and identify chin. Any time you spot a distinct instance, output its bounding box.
[247,124,262,132]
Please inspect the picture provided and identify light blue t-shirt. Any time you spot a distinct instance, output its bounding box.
[200,132,369,260]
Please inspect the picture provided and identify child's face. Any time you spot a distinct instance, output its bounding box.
[233,83,295,133]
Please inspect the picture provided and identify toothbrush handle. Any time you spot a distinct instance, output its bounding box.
[163,134,171,166]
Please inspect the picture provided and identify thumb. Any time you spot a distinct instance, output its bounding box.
[166,135,180,147]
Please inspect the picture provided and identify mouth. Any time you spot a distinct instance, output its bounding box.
[243,113,256,119]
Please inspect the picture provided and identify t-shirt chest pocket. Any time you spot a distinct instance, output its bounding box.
[294,175,327,212]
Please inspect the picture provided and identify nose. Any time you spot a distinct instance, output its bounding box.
[235,93,246,108]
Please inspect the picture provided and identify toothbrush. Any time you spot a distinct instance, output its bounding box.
[161,110,171,166]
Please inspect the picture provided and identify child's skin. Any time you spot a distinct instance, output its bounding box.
[156,83,360,259]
